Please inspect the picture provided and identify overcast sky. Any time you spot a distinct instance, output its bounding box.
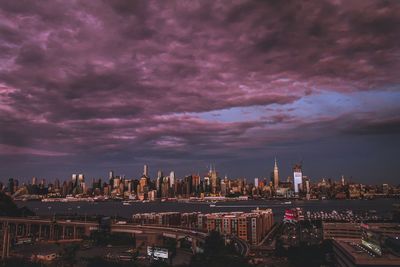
[0,0,399,184]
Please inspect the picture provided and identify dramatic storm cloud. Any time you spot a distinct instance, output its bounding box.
[0,0,399,183]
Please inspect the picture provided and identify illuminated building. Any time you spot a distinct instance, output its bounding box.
[131,209,273,245]
[205,209,274,245]
[169,171,175,188]
[293,164,303,194]
[283,208,304,223]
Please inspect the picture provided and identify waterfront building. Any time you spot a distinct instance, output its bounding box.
[130,209,273,245]
[205,208,274,245]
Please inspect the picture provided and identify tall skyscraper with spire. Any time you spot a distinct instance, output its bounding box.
[273,157,279,190]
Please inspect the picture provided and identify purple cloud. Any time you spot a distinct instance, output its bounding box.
[0,0,399,182]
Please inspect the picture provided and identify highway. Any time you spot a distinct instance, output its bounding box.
[230,235,250,257]
[0,216,98,227]
[111,224,207,241]
[1,216,250,256]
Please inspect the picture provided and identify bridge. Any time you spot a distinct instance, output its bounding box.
[0,216,98,241]
[0,216,250,258]
[111,224,207,253]
[0,217,208,258]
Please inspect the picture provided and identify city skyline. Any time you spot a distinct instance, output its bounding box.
[1,1,400,183]
[0,159,395,186]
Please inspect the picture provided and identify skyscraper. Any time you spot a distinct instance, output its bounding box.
[156,170,163,197]
[78,174,84,183]
[143,164,149,177]
[293,164,303,194]
[169,171,175,188]
[210,165,218,194]
[72,174,77,187]
[254,178,259,188]
[273,157,279,190]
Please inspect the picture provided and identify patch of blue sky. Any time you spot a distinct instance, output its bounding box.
[290,89,400,118]
[189,88,400,123]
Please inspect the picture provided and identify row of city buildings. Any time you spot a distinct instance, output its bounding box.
[2,160,399,201]
[131,208,274,245]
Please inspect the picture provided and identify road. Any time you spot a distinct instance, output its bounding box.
[230,235,250,257]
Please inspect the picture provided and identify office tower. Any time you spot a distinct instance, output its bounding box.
[192,174,200,194]
[109,170,114,180]
[169,171,175,188]
[203,176,210,193]
[143,164,149,177]
[128,180,132,193]
[305,179,310,194]
[273,157,279,190]
[7,178,14,194]
[78,174,84,183]
[254,178,259,188]
[61,181,68,196]
[162,176,169,198]
[183,175,192,197]
[32,177,36,185]
[293,164,303,194]
[341,175,345,187]
[72,174,77,187]
[139,176,147,192]
[81,182,86,193]
[156,170,163,198]
[54,179,60,190]
[112,176,120,189]
[157,170,163,180]
[220,179,227,196]
[210,165,218,194]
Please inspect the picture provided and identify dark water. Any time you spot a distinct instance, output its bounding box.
[16,199,399,221]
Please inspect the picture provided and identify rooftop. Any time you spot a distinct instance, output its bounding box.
[334,238,400,266]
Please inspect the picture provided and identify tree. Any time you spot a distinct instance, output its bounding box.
[0,192,34,216]
[190,231,251,267]
[1,259,41,267]
[0,192,21,216]
[59,243,80,267]
[164,238,177,265]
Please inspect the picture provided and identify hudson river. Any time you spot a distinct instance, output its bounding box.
[17,198,399,221]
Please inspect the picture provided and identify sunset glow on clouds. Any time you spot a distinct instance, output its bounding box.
[0,0,399,182]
